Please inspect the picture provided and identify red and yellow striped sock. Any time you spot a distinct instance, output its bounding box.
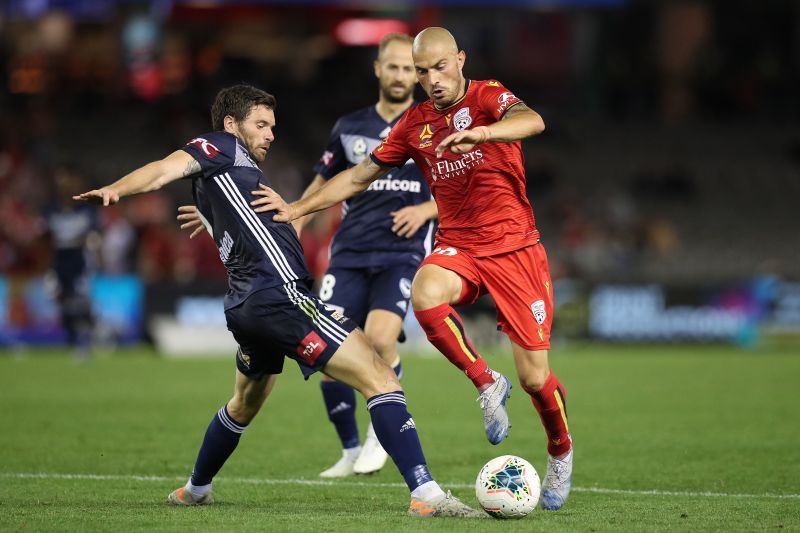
[413,303,495,389]
[524,372,572,457]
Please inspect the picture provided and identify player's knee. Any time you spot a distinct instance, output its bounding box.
[411,277,448,310]
[519,369,549,393]
[363,354,402,397]
[366,332,396,361]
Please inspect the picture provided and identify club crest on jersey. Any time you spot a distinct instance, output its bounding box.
[419,124,434,148]
[531,299,547,325]
[351,137,368,162]
[453,107,472,131]
[188,137,220,158]
[297,331,328,365]
[320,150,334,167]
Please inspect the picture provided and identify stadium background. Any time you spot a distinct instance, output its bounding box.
[0,1,799,530]
[2,1,799,352]
[1,1,799,351]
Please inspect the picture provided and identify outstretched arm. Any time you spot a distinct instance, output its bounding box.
[435,104,545,157]
[73,150,200,205]
[251,157,390,223]
[291,174,327,235]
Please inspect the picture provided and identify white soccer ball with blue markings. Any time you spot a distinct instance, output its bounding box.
[475,455,540,519]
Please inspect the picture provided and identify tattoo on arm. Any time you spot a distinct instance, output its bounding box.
[182,158,202,177]
[501,102,533,120]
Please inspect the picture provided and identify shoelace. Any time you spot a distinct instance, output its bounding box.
[477,381,502,410]
[544,458,568,488]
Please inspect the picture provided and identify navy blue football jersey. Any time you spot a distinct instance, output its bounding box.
[42,203,99,282]
[313,105,432,269]
[182,131,311,309]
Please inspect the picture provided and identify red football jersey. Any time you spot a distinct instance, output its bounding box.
[371,79,539,257]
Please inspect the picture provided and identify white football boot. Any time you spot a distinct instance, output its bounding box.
[319,447,360,478]
[540,447,573,510]
[409,491,485,518]
[353,423,389,474]
[477,371,512,445]
[167,486,214,506]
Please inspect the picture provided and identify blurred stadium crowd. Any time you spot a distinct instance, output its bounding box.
[0,2,798,317]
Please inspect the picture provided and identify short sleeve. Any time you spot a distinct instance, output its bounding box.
[181,133,232,176]
[370,110,412,168]
[312,119,348,180]
[477,80,525,122]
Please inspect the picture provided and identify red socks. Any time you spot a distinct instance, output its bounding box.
[524,372,572,457]
[414,303,495,389]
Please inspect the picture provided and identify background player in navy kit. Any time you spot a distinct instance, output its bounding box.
[299,33,438,478]
[73,84,479,517]
[42,166,101,360]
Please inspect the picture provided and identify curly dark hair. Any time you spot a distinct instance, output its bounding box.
[211,84,276,131]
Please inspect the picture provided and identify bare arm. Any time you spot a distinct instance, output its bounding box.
[435,103,545,157]
[251,157,390,222]
[73,150,200,206]
[291,174,327,234]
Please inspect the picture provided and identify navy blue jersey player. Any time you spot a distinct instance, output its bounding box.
[43,167,100,359]
[74,84,477,517]
[295,33,437,478]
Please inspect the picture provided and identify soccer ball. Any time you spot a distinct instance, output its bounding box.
[475,455,540,519]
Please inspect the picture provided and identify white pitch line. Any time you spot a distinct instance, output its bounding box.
[2,472,799,500]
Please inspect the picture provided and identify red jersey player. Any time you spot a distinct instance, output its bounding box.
[251,27,573,511]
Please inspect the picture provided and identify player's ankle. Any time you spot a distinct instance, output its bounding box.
[186,480,212,498]
[410,480,445,503]
[467,360,495,390]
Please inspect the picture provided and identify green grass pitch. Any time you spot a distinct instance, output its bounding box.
[1,343,798,531]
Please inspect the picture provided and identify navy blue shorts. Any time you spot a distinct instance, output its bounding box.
[317,263,417,328]
[225,280,357,380]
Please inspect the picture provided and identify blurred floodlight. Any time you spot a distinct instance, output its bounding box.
[334,18,410,46]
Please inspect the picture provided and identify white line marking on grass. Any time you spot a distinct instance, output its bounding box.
[3,472,799,500]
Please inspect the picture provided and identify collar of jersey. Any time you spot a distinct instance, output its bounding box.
[431,79,471,114]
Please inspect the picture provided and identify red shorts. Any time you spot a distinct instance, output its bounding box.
[420,242,554,351]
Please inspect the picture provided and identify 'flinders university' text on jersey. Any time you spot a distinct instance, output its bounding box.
[370,80,539,257]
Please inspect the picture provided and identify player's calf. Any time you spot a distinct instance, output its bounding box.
[325,332,481,516]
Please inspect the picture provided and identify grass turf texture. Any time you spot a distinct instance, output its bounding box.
[1,344,798,531]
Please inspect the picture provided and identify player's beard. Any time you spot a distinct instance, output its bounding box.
[381,82,414,104]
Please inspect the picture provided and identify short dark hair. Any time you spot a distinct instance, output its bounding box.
[377,32,413,60]
[211,84,276,131]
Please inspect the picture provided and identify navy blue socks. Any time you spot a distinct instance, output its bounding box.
[366,391,432,491]
[189,405,247,487]
[320,381,360,449]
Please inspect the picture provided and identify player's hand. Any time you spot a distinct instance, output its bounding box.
[435,126,491,158]
[176,205,207,239]
[72,187,120,206]
[251,183,296,223]
[391,205,428,238]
